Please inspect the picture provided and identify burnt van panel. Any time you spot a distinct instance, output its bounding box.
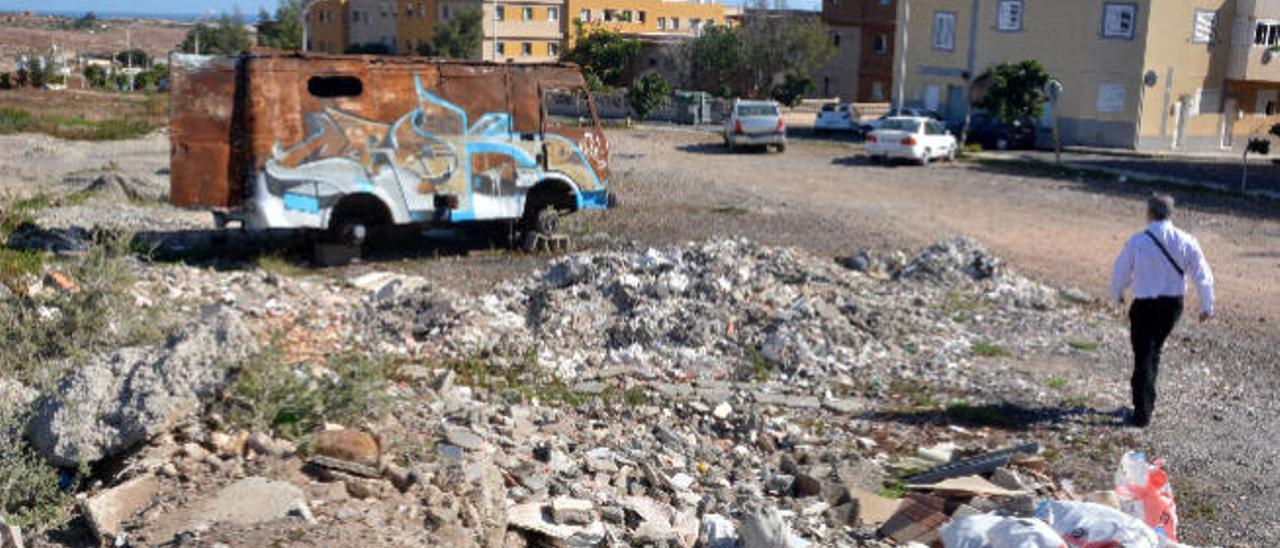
[169,54,241,208]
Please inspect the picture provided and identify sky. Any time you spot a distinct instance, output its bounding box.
[2,0,816,16]
[4,0,280,16]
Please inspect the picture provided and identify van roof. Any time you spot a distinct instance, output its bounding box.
[187,50,585,70]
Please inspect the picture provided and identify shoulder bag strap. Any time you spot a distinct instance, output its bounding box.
[1144,230,1185,278]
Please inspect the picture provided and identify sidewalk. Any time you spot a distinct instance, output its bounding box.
[978,150,1280,200]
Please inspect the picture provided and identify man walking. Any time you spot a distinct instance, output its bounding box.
[1110,194,1214,427]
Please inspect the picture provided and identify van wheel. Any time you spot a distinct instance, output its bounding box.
[947,146,958,162]
[775,143,787,153]
[919,151,931,166]
[520,206,560,253]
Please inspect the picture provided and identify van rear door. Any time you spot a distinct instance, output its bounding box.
[169,53,242,208]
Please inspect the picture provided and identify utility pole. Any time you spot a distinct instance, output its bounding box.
[895,0,909,116]
[302,0,316,52]
[492,0,500,61]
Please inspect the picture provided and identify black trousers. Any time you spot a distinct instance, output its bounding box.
[1128,296,1183,425]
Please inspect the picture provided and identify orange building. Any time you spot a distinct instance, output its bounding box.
[306,0,350,53]
[566,0,733,46]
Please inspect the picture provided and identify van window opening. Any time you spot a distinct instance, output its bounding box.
[308,76,364,98]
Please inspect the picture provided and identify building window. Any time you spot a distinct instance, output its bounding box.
[407,5,414,17]
[522,42,533,56]
[497,42,506,55]
[549,7,559,21]
[1192,9,1216,44]
[932,11,956,50]
[1256,21,1280,46]
[830,32,841,46]
[1097,83,1126,113]
[997,0,1022,32]
[604,9,614,22]
[657,17,666,30]
[639,11,646,23]
[672,17,680,29]
[523,7,533,20]
[550,42,560,56]
[874,33,888,54]
[1102,3,1137,39]
[496,6,505,21]
[580,9,590,21]
[442,5,450,19]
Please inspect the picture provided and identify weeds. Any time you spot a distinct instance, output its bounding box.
[711,205,750,216]
[256,253,310,278]
[225,339,404,442]
[0,107,159,141]
[1068,340,1100,351]
[1045,377,1068,390]
[888,379,938,409]
[0,407,69,533]
[744,346,776,383]
[971,340,1010,358]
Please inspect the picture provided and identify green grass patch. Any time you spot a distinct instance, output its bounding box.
[0,107,158,141]
[0,247,44,292]
[878,479,908,500]
[940,290,986,322]
[1067,340,1100,351]
[888,379,938,409]
[1063,395,1090,408]
[256,254,310,278]
[0,408,70,533]
[1045,377,1068,390]
[711,205,750,216]
[971,340,1010,358]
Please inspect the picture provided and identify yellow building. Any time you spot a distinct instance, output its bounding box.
[566,0,732,46]
[897,0,1280,151]
[438,0,566,62]
[306,0,350,53]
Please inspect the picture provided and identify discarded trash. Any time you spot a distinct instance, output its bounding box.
[1035,500,1159,548]
[941,514,1065,548]
[879,493,948,545]
[908,475,1030,497]
[1115,451,1179,541]
[906,442,1040,484]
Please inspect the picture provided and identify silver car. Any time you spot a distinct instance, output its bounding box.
[723,100,786,153]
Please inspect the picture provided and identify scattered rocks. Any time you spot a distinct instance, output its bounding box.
[148,477,309,542]
[0,515,24,548]
[312,429,380,472]
[551,497,595,525]
[27,305,257,467]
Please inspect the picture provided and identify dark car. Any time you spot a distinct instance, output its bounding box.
[964,112,1037,150]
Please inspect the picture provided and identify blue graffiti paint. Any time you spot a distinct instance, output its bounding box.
[544,133,604,190]
[578,190,610,210]
[283,192,320,213]
[466,141,539,168]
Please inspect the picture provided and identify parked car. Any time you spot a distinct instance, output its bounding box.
[724,99,786,153]
[814,103,857,135]
[857,108,942,136]
[865,116,958,165]
[965,112,1037,150]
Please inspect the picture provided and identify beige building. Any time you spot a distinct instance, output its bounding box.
[348,0,401,50]
[437,0,566,62]
[897,0,1280,151]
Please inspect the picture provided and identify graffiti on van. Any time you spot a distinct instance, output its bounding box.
[255,75,607,229]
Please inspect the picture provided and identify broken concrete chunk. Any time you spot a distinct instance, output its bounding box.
[149,477,307,543]
[0,515,23,548]
[80,475,161,541]
[551,497,595,525]
[739,505,808,548]
[313,428,380,468]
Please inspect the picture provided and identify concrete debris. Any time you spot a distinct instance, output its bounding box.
[312,428,381,470]
[149,477,308,542]
[80,475,160,541]
[0,515,24,548]
[740,505,808,548]
[27,305,257,467]
[550,497,595,525]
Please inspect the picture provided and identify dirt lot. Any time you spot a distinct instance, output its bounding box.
[0,17,186,73]
[2,125,1278,545]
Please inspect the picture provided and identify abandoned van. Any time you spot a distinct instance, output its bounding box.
[168,52,613,249]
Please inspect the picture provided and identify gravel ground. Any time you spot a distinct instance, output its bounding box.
[5,127,1278,545]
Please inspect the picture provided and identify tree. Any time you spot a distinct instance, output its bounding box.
[180,10,252,55]
[771,72,814,107]
[346,43,393,54]
[563,28,640,90]
[114,48,150,68]
[83,65,109,88]
[257,0,304,50]
[1242,123,1280,192]
[418,8,483,59]
[736,11,834,98]
[686,24,741,97]
[629,71,671,120]
[71,12,98,31]
[973,60,1052,126]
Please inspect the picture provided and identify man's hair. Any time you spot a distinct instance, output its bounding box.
[1147,193,1174,221]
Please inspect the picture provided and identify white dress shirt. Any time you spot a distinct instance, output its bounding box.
[1110,220,1215,315]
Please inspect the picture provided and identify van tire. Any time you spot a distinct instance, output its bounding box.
[775,143,787,153]
[520,206,560,253]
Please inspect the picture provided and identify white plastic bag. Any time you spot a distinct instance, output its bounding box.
[941,513,1066,548]
[1035,500,1159,548]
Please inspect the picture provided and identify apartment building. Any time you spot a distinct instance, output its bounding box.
[436,0,565,61]
[567,0,731,46]
[306,0,350,53]
[897,0,1280,151]
[815,0,896,102]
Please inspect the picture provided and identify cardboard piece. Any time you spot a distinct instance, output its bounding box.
[849,487,902,526]
[877,493,948,545]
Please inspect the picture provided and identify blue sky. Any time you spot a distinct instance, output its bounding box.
[3,0,816,16]
[5,1,280,16]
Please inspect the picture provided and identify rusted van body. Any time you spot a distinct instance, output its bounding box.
[169,52,611,236]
